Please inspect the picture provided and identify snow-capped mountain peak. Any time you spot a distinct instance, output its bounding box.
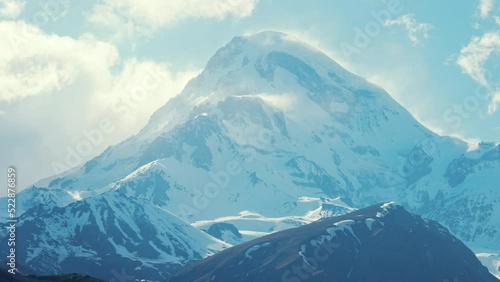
[3,31,500,279]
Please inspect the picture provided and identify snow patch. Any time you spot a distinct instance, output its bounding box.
[365,218,376,231]
[245,242,270,259]
[376,202,397,218]
[298,244,314,268]
[476,252,500,279]
[380,202,396,209]
[67,191,83,201]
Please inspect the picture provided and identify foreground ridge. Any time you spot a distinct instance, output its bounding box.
[168,203,499,282]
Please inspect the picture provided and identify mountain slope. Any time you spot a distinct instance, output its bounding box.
[168,203,499,282]
[0,191,229,280]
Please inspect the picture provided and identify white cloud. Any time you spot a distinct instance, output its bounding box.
[478,0,494,18]
[0,0,25,19]
[494,16,500,25]
[0,21,197,191]
[89,0,259,39]
[489,89,500,113]
[384,14,433,44]
[456,31,500,86]
[0,21,117,102]
[456,31,500,113]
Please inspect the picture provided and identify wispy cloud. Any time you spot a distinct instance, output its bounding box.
[0,0,25,19]
[456,31,500,86]
[89,0,259,40]
[494,16,500,25]
[490,89,500,113]
[456,31,500,113]
[478,0,495,18]
[384,14,434,44]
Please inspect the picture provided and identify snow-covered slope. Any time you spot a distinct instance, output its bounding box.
[191,197,354,244]
[0,191,229,280]
[2,31,499,278]
[477,252,500,279]
[425,143,500,249]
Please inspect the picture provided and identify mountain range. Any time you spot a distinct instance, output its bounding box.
[1,31,499,280]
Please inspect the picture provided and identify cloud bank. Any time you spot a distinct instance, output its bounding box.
[0,21,197,190]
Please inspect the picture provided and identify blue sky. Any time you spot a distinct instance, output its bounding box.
[1,0,499,191]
